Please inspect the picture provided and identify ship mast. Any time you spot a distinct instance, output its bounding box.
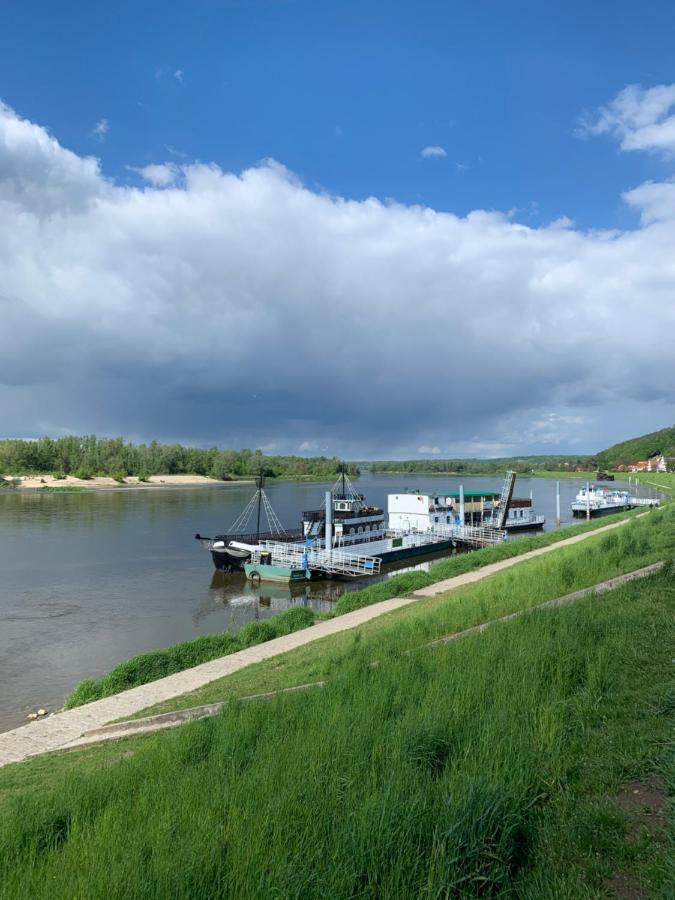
[255,471,264,540]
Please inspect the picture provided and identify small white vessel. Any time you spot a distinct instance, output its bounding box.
[571,485,633,517]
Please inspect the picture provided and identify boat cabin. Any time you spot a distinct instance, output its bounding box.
[302,485,386,547]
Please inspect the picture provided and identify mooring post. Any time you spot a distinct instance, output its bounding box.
[556,480,561,528]
[459,484,465,525]
[586,480,590,521]
[324,490,332,560]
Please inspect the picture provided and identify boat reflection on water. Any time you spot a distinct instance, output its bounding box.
[192,543,467,627]
[189,570,342,625]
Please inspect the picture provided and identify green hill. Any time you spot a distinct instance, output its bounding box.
[596,425,675,469]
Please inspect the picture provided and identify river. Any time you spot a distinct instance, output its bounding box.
[0,472,641,732]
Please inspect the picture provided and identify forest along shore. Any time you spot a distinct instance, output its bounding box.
[3,475,252,491]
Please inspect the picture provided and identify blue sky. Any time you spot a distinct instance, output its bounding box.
[1,1,675,457]
[3,0,672,228]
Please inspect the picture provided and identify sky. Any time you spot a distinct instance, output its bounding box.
[1,0,674,459]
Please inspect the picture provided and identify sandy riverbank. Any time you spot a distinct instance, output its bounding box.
[5,474,252,491]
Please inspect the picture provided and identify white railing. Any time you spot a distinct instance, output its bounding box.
[253,541,381,577]
[428,523,506,547]
[506,514,546,527]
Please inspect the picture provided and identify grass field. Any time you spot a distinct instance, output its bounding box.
[0,509,672,897]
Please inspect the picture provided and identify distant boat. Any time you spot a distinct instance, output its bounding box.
[571,485,632,517]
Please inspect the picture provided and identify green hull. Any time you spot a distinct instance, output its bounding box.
[244,562,311,583]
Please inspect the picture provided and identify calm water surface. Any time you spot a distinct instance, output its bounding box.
[0,473,641,731]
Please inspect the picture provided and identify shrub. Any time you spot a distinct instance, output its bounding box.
[111,472,127,484]
[73,468,93,480]
[237,620,278,648]
[52,472,66,480]
[270,606,315,635]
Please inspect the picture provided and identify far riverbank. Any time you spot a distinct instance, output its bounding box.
[2,474,253,491]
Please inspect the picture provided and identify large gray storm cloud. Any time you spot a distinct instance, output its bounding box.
[1,94,674,457]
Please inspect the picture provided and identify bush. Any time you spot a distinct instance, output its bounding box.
[73,468,93,480]
[111,472,127,484]
[137,472,150,483]
[271,606,315,634]
[52,472,66,480]
[237,620,279,648]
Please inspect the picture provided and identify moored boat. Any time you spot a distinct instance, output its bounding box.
[571,485,633,517]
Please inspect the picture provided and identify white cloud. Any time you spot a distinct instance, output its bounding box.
[174,69,184,84]
[91,118,109,142]
[579,83,675,156]
[0,98,674,453]
[420,145,447,159]
[128,162,180,187]
[417,446,441,454]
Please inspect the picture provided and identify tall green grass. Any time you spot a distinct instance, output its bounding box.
[1,563,672,898]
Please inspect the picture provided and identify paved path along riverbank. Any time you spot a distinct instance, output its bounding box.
[0,516,643,768]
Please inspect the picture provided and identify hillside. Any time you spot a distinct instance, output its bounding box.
[596,425,675,469]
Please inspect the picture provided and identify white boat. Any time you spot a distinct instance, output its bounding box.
[571,486,633,517]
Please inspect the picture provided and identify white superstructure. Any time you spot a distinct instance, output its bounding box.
[388,492,459,532]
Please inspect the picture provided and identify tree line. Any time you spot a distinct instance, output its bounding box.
[0,437,359,481]
[368,455,596,475]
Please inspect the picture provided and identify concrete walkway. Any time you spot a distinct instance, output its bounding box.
[0,515,642,768]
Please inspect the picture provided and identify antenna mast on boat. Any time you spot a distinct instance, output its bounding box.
[226,472,286,538]
[255,471,264,541]
[331,464,364,511]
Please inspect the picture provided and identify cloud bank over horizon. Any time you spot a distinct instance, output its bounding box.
[0,93,674,458]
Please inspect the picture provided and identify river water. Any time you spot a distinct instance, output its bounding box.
[0,472,640,732]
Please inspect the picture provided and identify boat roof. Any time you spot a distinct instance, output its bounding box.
[408,490,501,499]
[442,490,500,499]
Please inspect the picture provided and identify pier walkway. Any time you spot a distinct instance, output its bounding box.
[0,515,645,768]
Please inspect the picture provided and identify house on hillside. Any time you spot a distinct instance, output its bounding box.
[626,455,672,473]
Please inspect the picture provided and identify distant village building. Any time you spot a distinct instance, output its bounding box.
[626,455,672,473]
[627,460,650,472]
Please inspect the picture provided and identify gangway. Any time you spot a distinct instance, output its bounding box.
[490,471,517,529]
[252,541,382,578]
[429,523,506,547]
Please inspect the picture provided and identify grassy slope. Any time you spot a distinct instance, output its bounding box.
[0,549,672,896]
